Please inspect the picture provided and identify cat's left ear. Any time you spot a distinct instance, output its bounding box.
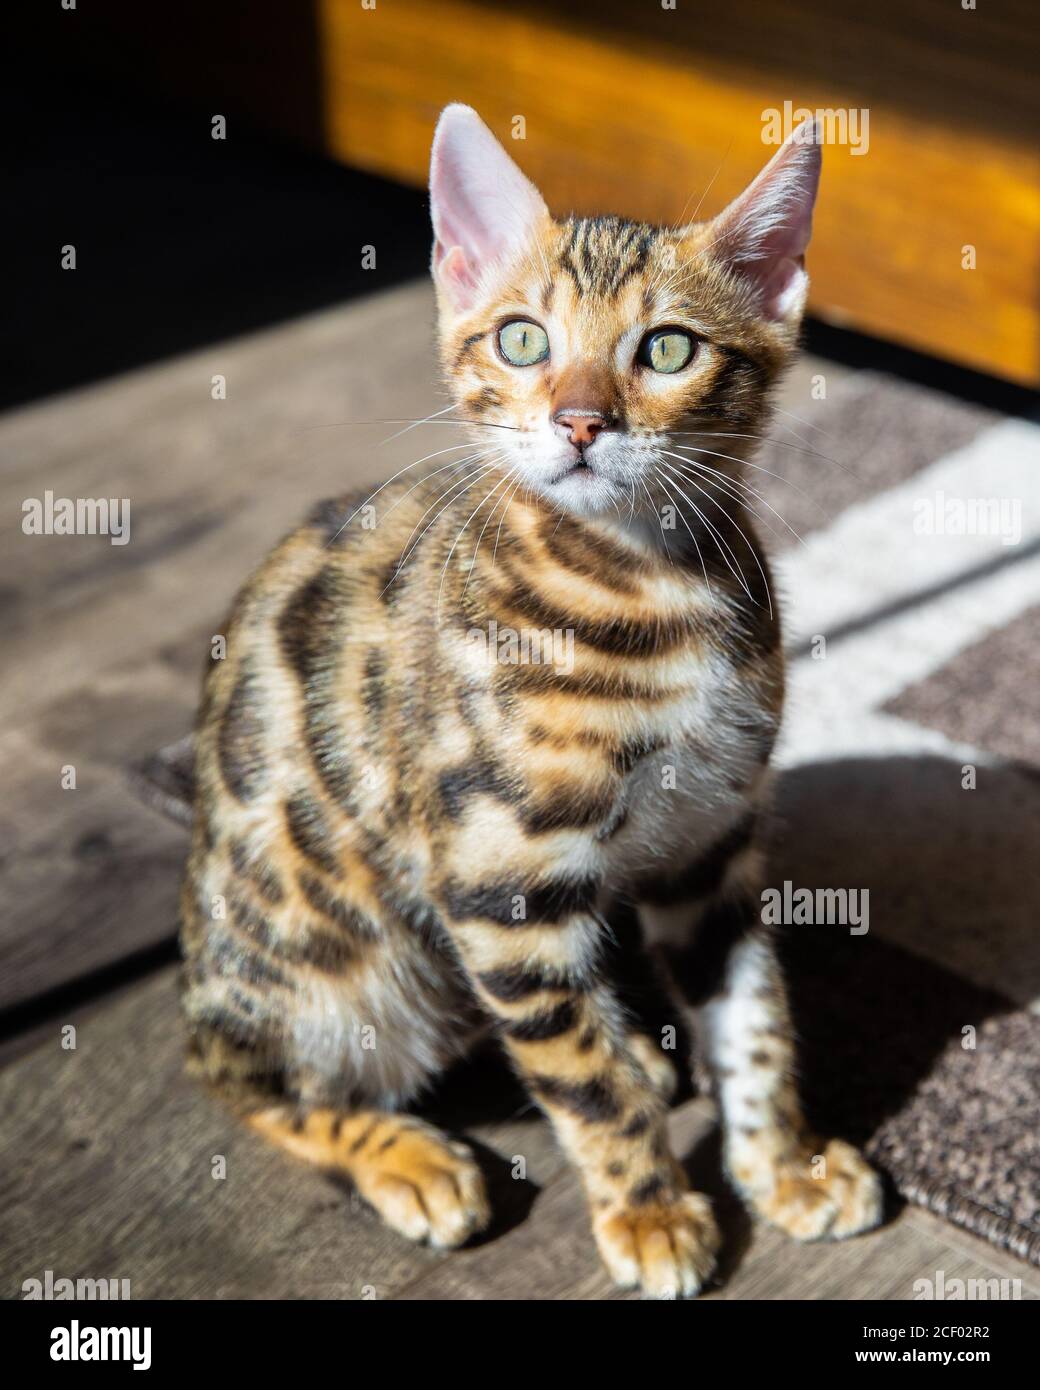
[429,104,549,314]
[705,120,821,323]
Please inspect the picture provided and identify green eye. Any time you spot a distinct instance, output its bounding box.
[638,329,696,374]
[498,320,549,366]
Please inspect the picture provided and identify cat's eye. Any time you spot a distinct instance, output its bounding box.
[498,320,549,367]
[637,329,696,374]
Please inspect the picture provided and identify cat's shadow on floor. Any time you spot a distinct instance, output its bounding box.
[418,752,1037,1282]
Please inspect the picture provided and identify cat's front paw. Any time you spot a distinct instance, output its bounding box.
[355,1124,491,1249]
[744,1138,883,1241]
[593,1191,720,1299]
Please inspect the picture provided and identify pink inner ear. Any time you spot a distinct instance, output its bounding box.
[429,104,548,311]
[753,255,807,321]
[435,242,480,311]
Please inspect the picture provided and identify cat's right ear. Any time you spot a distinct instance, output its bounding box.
[429,104,549,314]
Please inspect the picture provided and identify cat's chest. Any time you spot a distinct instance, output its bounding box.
[598,674,772,881]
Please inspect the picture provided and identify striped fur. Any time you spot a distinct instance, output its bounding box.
[180,110,881,1298]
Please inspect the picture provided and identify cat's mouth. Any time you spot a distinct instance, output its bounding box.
[551,459,596,484]
[537,446,630,515]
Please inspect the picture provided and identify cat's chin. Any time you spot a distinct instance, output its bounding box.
[541,465,626,518]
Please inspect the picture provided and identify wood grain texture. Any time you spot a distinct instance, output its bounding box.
[0,285,441,727]
[316,0,1040,385]
[1,972,446,1299]
[0,285,440,1009]
[3,967,1037,1301]
[0,725,185,1013]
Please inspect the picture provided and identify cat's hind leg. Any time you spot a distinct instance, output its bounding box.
[180,854,492,1249]
[249,1106,491,1248]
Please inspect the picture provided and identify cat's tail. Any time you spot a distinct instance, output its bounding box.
[248,1105,491,1248]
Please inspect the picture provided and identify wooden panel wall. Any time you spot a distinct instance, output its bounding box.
[69,0,1040,384]
[316,0,1040,386]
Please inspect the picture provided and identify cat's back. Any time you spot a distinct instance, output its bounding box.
[180,483,486,1106]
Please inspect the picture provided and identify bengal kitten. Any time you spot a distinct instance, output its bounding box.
[180,105,882,1297]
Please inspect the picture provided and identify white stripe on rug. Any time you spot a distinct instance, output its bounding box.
[773,416,1040,1007]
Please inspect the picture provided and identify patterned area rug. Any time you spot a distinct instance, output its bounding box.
[139,364,1040,1267]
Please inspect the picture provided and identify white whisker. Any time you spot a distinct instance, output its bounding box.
[657,457,772,616]
[774,403,834,440]
[665,446,810,547]
[379,401,459,446]
[492,474,526,568]
[392,458,503,581]
[676,422,854,475]
[322,441,483,549]
[462,467,521,598]
[437,465,516,612]
[654,463,757,608]
[652,468,717,608]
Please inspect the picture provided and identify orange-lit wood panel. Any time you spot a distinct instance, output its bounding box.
[317,0,1040,385]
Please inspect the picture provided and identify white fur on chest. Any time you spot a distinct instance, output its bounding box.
[603,659,769,886]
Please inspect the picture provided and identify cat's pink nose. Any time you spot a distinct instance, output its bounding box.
[554,411,607,448]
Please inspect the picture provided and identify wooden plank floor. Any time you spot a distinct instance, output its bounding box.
[4,968,1037,1301]
[3,281,1037,1299]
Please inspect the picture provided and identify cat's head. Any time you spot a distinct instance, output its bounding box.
[429,104,820,522]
